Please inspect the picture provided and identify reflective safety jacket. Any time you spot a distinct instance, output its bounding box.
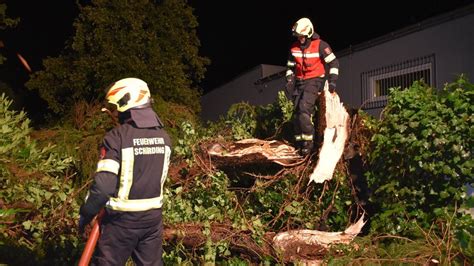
[286,33,339,84]
[80,108,172,228]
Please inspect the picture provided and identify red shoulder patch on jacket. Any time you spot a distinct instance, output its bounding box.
[324,47,332,54]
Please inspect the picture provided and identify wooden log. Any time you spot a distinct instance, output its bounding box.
[163,215,365,263]
[163,222,276,261]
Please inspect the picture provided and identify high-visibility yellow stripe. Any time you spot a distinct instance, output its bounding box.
[324,53,336,63]
[329,68,339,75]
[96,159,120,175]
[106,196,163,211]
[296,134,313,141]
[287,61,296,67]
[117,147,134,200]
[106,145,171,212]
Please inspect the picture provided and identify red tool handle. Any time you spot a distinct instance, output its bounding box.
[78,209,105,266]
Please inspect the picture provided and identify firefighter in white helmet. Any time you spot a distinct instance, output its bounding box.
[79,77,171,265]
[286,17,339,156]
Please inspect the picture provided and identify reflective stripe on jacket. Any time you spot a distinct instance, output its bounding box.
[290,39,325,80]
[104,145,171,211]
[92,122,172,214]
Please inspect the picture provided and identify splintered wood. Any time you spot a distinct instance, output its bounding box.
[273,214,365,249]
[206,82,350,182]
[273,214,365,262]
[207,138,303,167]
[309,82,349,184]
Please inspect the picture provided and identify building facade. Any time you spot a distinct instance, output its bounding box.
[336,5,474,117]
[200,64,285,122]
[201,4,474,120]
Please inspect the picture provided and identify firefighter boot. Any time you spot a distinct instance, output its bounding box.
[300,140,314,156]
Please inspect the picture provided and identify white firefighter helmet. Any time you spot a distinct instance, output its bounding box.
[292,17,314,38]
[105,77,151,112]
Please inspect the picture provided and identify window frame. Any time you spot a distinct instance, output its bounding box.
[361,54,436,110]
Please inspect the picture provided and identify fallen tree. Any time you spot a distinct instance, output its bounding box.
[163,84,369,264]
[163,215,365,263]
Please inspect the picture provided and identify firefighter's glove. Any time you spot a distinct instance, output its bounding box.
[328,82,336,94]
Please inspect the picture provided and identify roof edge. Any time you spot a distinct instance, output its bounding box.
[337,3,474,57]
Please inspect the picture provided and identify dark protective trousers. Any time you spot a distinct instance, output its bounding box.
[91,219,163,266]
[292,77,324,139]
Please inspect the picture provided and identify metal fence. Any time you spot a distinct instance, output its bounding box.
[361,54,436,109]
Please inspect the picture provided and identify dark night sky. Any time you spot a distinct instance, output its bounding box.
[189,0,472,90]
[1,0,472,94]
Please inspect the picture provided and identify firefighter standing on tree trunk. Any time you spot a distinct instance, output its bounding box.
[79,78,172,265]
[286,17,339,156]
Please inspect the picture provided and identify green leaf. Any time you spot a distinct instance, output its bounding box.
[58,192,67,201]
[22,220,32,230]
[465,197,474,208]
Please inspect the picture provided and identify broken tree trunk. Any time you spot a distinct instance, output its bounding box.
[163,222,276,262]
[206,138,303,167]
[309,82,350,184]
[205,82,352,183]
[272,214,365,263]
[163,215,365,263]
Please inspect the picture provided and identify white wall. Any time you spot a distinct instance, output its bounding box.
[201,64,285,122]
[337,11,474,116]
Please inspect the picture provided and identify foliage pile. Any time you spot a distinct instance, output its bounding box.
[0,94,81,265]
[0,91,201,264]
[160,78,474,264]
[366,76,474,263]
[161,91,363,264]
[1,72,473,264]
